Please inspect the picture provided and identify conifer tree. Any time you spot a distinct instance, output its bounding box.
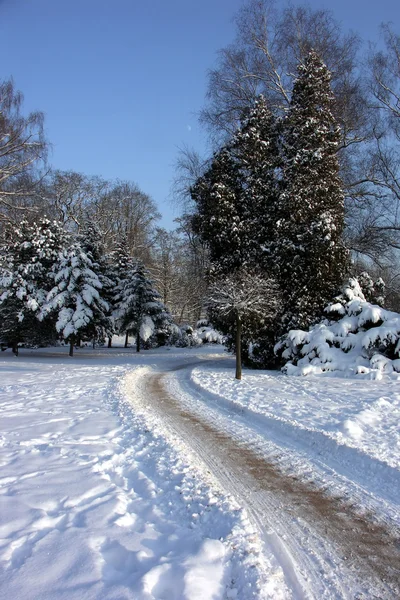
[115,261,172,352]
[40,243,112,355]
[277,50,348,331]
[230,95,281,271]
[0,218,69,351]
[191,147,245,275]
[111,235,138,347]
[79,221,115,346]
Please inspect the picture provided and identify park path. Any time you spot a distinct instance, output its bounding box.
[125,360,400,600]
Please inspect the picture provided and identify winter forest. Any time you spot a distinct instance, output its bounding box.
[1,0,400,378]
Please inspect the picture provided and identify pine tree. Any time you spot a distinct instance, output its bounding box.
[115,261,172,352]
[111,236,138,347]
[40,243,112,355]
[0,218,69,351]
[277,50,348,331]
[79,221,115,346]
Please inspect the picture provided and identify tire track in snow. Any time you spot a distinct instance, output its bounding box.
[125,364,400,600]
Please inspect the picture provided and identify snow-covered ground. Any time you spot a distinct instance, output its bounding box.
[188,363,400,525]
[0,346,271,600]
[0,344,399,599]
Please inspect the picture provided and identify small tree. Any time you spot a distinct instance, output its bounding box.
[115,261,172,352]
[207,271,280,379]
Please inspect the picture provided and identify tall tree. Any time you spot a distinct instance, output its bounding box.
[0,78,47,223]
[191,146,246,275]
[278,50,348,330]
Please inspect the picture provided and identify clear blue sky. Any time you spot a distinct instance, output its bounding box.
[0,0,398,229]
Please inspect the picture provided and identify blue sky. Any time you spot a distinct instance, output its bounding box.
[0,0,398,229]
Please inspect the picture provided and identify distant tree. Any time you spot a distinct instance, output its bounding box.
[95,181,160,260]
[0,78,47,223]
[40,243,112,356]
[115,261,172,352]
[277,50,349,331]
[207,270,280,379]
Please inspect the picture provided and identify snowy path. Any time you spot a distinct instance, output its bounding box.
[125,359,400,599]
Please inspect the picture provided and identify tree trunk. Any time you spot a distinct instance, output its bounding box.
[69,338,74,357]
[12,341,18,357]
[136,331,140,353]
[92,338,95,349]
[124,332,129,348]
[235,314,242,380]
[108,337,112,348]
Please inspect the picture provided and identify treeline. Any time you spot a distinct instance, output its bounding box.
[0,217,176,355]
[0,80,207,336]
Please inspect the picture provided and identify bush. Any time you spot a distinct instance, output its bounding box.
[276,278,400,379]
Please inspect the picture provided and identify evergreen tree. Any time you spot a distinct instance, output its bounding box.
[79,221,115,345]
[191,99,281,277]
[40,243,112,355]
[111,236,138,347]
[191,147,245,275]
[277,50,348,331]
[230,95,282,272]
[115,261,172,352]
[0,218,69,351]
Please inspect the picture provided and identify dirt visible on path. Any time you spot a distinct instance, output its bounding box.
[141,369,400,599]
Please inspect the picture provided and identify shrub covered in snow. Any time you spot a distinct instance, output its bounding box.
[168,321,224,348]
[276,278,400,379]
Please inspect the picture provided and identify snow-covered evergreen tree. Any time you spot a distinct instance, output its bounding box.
[0,218,69,350]
[191,147,246,275]
[40,243,112,355]
[115,261,172,352]
[277,50,349,331]
[79,221,116,345]
[231,95,281,271]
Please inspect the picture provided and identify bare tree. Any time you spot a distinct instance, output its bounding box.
[201,0,364,148]
[207,270,280,379]
[0,78,47,222]
[95,181,160,260]
[362,25,400,257]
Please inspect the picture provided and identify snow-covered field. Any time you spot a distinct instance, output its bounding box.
[0,347,269,600]
[0,344,399,599]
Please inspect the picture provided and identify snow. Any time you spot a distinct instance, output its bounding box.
[277,278,400,378]
[189,364,400,517]
[0,347,268,600]
[139,315,155,342]
[1,343,399,598]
